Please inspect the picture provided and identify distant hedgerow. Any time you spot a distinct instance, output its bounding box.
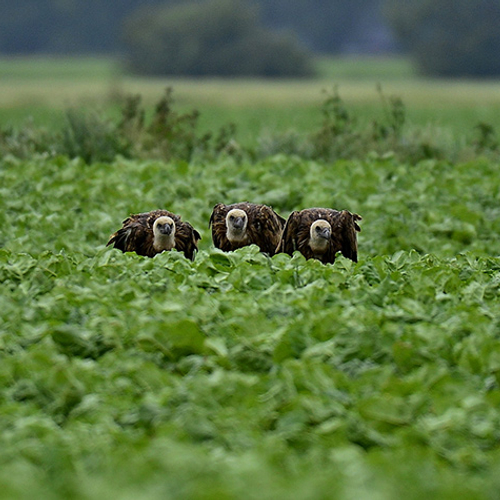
[117,87,240,161]
[0,86,499,164]
[256,85,487,164]
[0,119,56,158]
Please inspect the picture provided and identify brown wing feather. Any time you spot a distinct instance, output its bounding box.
[107,213,156,257]
[209,202,286,254]
[276,211,302,256]
[332,210,361,263]
[174,221,201,261]
[245,204,286,255]
[278,208,361,264]
[107,210,200,259]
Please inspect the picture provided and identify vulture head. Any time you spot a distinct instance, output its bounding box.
[309,219,331,253]
[226,208,248,242]
[153,216,176,251]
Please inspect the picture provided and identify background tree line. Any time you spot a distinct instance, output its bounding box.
[2,0,500,77]
[0,0,389,55]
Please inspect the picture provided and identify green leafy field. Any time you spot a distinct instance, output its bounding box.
[2,150,500,498]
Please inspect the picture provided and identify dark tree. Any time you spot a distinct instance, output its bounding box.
[259,0,390,54]
[121,0,315,77]
[384,0,500,77]
[0,0,162,54]
[0,0,393,58]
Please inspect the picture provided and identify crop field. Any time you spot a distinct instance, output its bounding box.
[3,154,500,498]
[2,57,500,499]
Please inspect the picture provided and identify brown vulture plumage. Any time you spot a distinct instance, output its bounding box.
[276,208,361,264]
[107,209,201,260]
[209,202,286,255]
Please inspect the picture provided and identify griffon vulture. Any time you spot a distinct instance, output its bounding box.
[277,208,361,264]
[209,202,286,255]
[107,209,201,260]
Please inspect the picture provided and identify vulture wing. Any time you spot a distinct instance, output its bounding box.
[247,204,286,255]
[107,213,155,256]
[209,203,233,251]
[174,222,202,261]
[332,210,361,263]
[276,210,303,256]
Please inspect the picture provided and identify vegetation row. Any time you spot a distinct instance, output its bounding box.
[1,86,499,165]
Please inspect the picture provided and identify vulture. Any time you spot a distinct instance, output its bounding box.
[277,208,362,264]
[209,202,286,255]
[107,209,201,260]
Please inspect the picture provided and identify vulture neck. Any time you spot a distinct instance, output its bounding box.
[310,236,329,254]
[309,223,330,255]
[153,233,175,252]
[227,226,248,243]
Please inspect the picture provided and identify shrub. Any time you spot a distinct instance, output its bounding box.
[121,0,314,77]
[117,87,240,161]
[58,109,130,163]
[384,0,500,77]
[255,86,462,163]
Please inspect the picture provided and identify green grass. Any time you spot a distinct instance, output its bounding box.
[315,55,417,80]
[3,146,500,497]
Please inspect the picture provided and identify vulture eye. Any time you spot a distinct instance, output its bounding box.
[229,215,234,220]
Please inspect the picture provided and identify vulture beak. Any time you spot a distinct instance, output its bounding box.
[159,223,173,235]
[319,227,331,240]
[232,217,245,230]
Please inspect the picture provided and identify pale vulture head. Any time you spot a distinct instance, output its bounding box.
[309,219,331,253]
[226,208,248,242]
[153,216,176,251]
